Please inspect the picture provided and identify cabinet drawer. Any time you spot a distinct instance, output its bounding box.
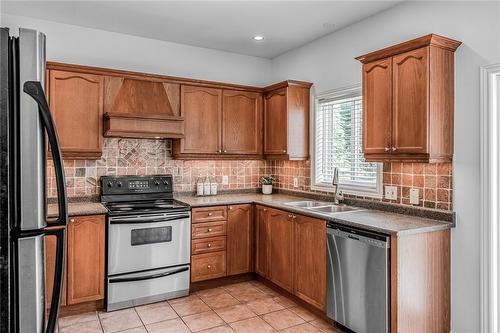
[192,221,226,239]
[192,236,226,255]
[192,206,227,223]
[191,251,226,282]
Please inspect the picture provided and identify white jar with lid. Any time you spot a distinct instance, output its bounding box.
[210,181,218,195]
[196,177,204,196]
[203,176,211,196]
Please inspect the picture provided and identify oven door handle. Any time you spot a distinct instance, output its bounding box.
[108,266,189,283]
[109,214,190,225]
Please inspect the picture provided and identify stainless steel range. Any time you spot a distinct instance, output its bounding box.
[101,175,191,311]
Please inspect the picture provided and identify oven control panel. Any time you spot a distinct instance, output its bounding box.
[101,175,173,195]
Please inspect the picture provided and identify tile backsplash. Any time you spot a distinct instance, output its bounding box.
[47,138,269,197]
[48,139,453,211]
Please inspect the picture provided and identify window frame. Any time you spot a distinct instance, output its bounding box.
[310,84,383,198]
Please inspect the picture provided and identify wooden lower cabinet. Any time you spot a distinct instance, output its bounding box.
[227,204,253,275]
[254,205,270,277]
[66,215,105,305]
[191,251,226,282]
[268,208,295,293]
[294,215,327,310]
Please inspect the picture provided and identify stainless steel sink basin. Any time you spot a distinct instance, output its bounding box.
[284,200,332,208]
[308,205,360,214]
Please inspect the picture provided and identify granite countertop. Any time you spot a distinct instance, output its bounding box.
[47,202,108,218]
[175,193,453,236]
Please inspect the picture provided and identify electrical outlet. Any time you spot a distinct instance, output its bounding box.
[222,175,229,185]
[384,185,397,200]
[293,177,299,188]
[410,188,420,205]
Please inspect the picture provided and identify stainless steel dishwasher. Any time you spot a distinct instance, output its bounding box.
[326,222,390,333]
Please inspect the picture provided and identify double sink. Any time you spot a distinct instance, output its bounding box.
[284,200,362,215]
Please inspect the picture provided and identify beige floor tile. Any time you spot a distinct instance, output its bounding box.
[169,294,201,304]
[98,308,142,333]
[272,296,297,309]
[182,310,225,332]
[250,283,280,297]
[261,309,305,331]
[58,311,99,328]
[201,292,241,309]
[135,301,178,324]
[229,287,268,303]
[214,304,257,323]
[288,306,320,322]
[246,296,284,315]
[279,323,324,333]
[198,325,235,333]
[146,317,190,333]
[59,319,102,333]
[169,296,211,316]
[195,287,228,298]
[115,327,147,333]
[309,319,340,333]
[223,282,255,293]
[229,317,276,333]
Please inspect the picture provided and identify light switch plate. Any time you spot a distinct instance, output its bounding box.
[293,177,299,188]
[410,188,420,205]
[384,185,397,200]
[222,175,229,185]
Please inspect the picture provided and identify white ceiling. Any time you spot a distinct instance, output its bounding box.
[1,1,402,58]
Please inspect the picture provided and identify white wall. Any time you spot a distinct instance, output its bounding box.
[272,2,500,332]
[0,13,273,86]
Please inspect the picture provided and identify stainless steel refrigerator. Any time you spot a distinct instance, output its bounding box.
[0,27,68,333]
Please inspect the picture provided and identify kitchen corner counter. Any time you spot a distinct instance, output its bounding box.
[47,202,108,218]
[175,193,453,236]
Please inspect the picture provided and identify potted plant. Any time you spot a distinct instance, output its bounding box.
[261,176,274,195]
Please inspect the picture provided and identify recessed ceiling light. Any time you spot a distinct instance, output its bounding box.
[253,35,264,41]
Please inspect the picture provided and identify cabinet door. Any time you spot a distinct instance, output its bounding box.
[362,58,392,155]
[264,89,288,155]
[66,215,105,305]
[178,85,222,155]
[254,206,269,277]
[45,232,66,308]
[268,209,294,292]
[227,204,253,275]
[392,47,429,154]
[294,215,326,310]
[222,90,262,155]
[48,70,103,159]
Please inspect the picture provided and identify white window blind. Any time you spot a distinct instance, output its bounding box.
[312,86,382,197]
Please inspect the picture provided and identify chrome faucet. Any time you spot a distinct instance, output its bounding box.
[332,167,340,204]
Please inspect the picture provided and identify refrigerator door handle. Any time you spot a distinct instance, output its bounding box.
[23,81,67,227]
[43,228,65,333]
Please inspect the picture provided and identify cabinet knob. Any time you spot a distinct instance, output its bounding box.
[282,150,286,153]
[385,147,390,152]
[292,215,297,219]
[208,212,213,216]
[207,228,212,232]
[217,150,222,153]
[223,150,227,153]
[207,265,212,269]
[207,243,212,248]
[392,147,397,151]
[263,208,267,212]
[70,218,75,223]
[229,206,232,210]
[288,214,293,218]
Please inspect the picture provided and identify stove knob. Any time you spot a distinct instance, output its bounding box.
[154,181,160,186]
[107,182,113,188]
[163,180,169,185]
[117,182,122,187]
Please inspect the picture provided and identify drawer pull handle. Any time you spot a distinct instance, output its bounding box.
[208,212,213,216]
[207,228,212,232]
[207,243,212,248]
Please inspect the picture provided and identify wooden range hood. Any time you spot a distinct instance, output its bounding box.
[104,76,184,139]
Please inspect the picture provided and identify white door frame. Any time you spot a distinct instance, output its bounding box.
[480,63,500,333]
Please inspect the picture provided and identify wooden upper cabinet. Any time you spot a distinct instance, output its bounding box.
[362,58,392,155]
[227,204,253,275]
[222,90,262,156]
[48,69,103,159]
[103,76,183,139]
[268,208,294,293]
[66,215,105,305]
[264,81,311,160]
[357,34,461,163]
[173,85,222,157]
[254,205,269,278]
[294,215,326,310]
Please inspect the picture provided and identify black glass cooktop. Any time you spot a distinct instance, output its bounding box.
[105,199,190,215]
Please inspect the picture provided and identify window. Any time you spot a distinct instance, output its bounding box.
[312,85,382,197]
